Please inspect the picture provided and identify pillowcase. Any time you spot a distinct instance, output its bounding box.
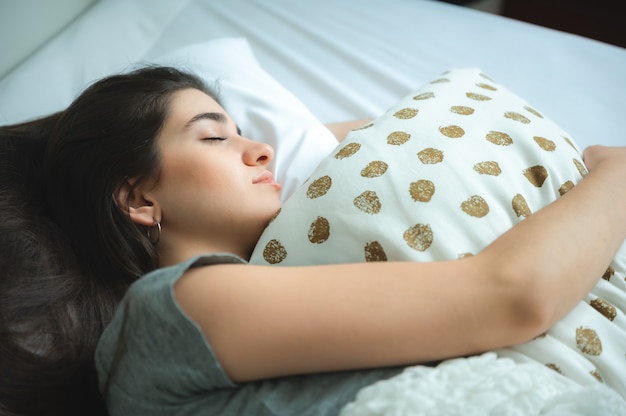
[249,68,626,397]
[251,67,588,265]
[152,38,339,199]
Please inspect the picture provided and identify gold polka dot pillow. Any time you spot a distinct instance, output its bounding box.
[250,68,626,397]
[251,67,588,265]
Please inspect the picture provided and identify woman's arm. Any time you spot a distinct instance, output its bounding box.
[175,146,626,383]
[325,119,373,142]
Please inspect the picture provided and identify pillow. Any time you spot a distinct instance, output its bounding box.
[0,0,188,123]
[152,39,338,199]
[0,38,338,200]
[250,68,626,398]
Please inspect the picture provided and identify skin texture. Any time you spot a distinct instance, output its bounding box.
[126,88,626,384]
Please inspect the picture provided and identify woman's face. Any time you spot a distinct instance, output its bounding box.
[150,88,282,261]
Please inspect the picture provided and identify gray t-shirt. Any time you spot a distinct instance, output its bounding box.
[95,254,404,415]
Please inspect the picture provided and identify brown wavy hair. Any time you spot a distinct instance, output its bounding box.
[0,66,215,415]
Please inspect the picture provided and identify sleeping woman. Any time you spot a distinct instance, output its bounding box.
[1,66,625,415]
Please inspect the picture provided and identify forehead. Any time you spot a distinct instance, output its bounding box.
[156,88,227,148]
[166,88,226,127]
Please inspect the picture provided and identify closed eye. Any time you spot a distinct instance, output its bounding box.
[202,137,227,142]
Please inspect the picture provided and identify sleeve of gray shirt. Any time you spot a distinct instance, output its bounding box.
[95,254,404,416]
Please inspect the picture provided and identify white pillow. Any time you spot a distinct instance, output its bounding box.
[251,67,589,265]
[250,68,626,397]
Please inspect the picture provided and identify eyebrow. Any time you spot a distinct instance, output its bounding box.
[184,112,242,135]
[184,112,226,129]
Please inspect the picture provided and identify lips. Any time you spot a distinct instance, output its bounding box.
[253,171,282,189]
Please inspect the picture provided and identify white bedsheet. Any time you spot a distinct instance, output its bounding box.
[0,0,624,148]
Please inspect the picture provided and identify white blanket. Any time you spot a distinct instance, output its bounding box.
[340,353,626,415]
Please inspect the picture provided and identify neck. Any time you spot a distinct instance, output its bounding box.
[157,235,252,267]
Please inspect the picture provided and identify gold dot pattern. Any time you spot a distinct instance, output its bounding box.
[523,165,548,187]
[590,298,617,321]
[364,241,387,262]
[450,105,474,115]
[525,106,544,118]
[414,92,435,100]
[466,92,491,101]
[403,224,433,252]
[461,195,489,218]
[512,194,531,218]
[409,180,435,202]
[394,108,419,119]
[473,161,501,176]
[306,175,332,199]
[387,131,411,145]
[262,239,287,264]
[335,142,362,159]
[486,131,513,146]
[505,111,531,124]
[576,327,603,356]
[439,125,465,138]
[533,136,556,151]
[250,69,626,395]
[546,363,562,373]
[417,148,444,164]
[308,216,330,244]
[603,266,615,281]
[361,161,388,178]
[564,136,577,150]
[591,370,604,383]
[353,191,381,214]
[353,123,374,131]
[558,180,575,196]
[573,158,588,177]
[476,82,497,91]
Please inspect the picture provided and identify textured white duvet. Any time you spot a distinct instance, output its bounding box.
[340,353,626,415]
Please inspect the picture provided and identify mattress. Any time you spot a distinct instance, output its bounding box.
[0,0,624,149]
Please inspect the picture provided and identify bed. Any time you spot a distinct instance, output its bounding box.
[1,0,625,414]
[1,0,625,147]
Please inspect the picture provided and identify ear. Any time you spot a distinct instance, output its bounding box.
[114,179,162,227]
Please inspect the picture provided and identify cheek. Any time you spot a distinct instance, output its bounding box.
[161,152,212,187]
[157,155,241,204]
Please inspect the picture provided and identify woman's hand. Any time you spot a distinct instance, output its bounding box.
[583,145,626,215]
[583,145,626,173]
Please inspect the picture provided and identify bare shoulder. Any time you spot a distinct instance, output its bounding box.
[325,119,373,142]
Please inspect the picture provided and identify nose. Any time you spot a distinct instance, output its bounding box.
[242,137,274,166]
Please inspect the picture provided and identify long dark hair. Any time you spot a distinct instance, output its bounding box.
[0,66,215,415]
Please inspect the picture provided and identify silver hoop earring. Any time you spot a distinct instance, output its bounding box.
[147,219,161,245]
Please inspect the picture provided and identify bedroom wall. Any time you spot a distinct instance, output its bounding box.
[0,0,98,79]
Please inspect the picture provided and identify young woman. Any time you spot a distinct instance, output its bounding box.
[1,66,625,415]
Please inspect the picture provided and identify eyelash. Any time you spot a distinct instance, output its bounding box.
[202,127,241,142]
